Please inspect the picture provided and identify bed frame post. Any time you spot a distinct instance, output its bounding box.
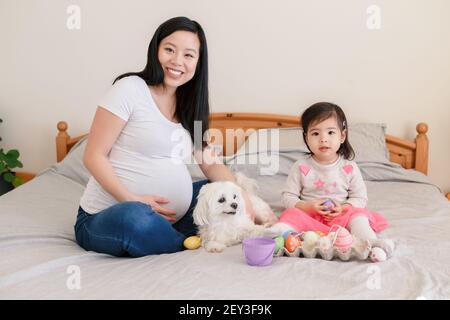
[415,122,429,175]
[56,121,70,162]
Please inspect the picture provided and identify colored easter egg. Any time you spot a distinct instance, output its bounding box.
[319,236,332,251]
[369,247,387,262]
[274,236,285,254]
[282,230,295,240]
[183,236,202,250]
[285,234,302,253]
[322,199,335,211]
[332,228,353,252]
[303,231,320,247]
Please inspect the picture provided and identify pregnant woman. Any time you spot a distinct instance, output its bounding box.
[74,17,257,257]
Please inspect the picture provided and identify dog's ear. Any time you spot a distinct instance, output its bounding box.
[193,185,212,226]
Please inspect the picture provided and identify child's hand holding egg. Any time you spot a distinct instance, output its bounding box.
[321,199,335,212]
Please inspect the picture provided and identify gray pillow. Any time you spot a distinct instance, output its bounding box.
[234,127,308,155]
[49,136,91,186]
[348,123,389,163]
[230,123,389,164]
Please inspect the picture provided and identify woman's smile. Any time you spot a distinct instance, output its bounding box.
[165,67,184,79]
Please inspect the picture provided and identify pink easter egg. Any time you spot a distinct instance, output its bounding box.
[333,228,353,252]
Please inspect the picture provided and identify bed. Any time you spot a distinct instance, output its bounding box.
[1,112,449,299]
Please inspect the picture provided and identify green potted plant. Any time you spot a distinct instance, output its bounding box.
[0,118,24,195]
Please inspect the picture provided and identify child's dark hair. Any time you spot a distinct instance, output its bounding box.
[300,102,355,160]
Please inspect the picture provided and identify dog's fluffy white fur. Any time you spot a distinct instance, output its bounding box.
[193,173,278,252]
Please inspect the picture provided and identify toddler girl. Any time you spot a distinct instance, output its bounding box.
[272,102,394,261]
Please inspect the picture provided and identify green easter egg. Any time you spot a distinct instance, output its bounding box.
[274,236,285,254]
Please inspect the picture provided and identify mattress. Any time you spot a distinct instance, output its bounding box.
[1,156,449,299]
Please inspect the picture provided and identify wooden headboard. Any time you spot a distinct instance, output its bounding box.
[56,112,429,175]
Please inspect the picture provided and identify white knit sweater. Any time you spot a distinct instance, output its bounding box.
[281,155,368,209]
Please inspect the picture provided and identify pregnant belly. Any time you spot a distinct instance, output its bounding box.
[114,159,194,222]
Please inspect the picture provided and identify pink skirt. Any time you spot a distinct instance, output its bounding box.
[278,206,388,234]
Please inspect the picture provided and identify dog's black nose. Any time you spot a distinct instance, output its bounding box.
[230,202,238,209]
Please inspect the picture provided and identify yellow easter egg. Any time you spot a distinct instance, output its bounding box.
[183,236,202,250]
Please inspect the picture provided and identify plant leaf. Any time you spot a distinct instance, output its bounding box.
[6,149,20,160]
[3,172,14,183]
[6,159,23,169]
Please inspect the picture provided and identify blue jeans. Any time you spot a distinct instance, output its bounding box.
[74,180,209,257]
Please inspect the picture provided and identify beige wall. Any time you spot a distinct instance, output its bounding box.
[1,0,449,192]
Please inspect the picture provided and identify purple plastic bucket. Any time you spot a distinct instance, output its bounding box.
[242,237,275,266]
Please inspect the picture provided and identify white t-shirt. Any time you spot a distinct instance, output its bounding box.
[281,155,368,209]
[80,76,194,222]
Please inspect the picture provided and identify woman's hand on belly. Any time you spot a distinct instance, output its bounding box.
[131,194,177,222]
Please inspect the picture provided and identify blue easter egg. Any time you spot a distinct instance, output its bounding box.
[282,230,294,240]
[282,231,291,239]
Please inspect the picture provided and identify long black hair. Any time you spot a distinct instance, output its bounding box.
[300,102,355,160]
[113,16,209,148]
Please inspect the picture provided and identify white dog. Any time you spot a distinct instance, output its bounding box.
[193,173,278,252]
[234,172,279,226]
